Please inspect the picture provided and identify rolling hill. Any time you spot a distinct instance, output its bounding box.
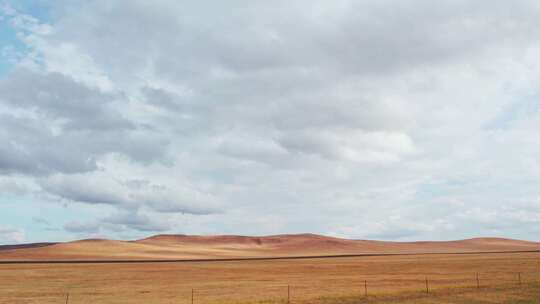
[1,233,539,261]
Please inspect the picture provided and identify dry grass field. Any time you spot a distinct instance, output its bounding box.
[1,252,540,304]
[2,234,540,261]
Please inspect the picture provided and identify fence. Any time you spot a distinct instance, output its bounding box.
[55,270,540,304]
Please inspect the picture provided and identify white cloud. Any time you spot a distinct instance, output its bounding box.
[0,225,25,244]
[1,1,540,241]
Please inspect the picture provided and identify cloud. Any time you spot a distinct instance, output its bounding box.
[32,216,51,226]
[0,69,131,131]
[41,173,221,215]
[64,210,172,235]
[329,216,456,240]
[0,69,170,175]
[103,211,171,232]
[0,176,27,195]
[0,225,25,244]
[2,1,540,241]
[277,129,416,164]
[64,220,101,234]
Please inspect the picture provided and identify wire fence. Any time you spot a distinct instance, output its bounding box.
[45,270,540,304]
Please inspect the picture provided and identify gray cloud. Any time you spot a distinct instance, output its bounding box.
[103,211,171,232]
[41,173,221,215]
[64,221,101,234]
[0,69,132,131]
[56,1,540,77]
[0,113,166,175]
[0,69,170,175]
[64,210,173,235]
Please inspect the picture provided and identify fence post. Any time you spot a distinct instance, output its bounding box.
[364,280,367,297]
[191,288,194,304]
[287,285,290,304]
[476,273,480,289]
[65,293,69,304]
[518,272,522,286]
[425,277,429,294]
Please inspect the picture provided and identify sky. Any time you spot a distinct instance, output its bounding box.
[1,0,540,244]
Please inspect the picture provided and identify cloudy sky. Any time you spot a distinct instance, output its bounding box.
[1,0,540,244]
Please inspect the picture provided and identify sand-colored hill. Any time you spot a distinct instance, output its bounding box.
[1,234,539,261]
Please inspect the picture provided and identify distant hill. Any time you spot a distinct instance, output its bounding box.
[1,234,539,261]
[0,242,57,251]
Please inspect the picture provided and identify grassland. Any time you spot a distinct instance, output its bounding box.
[1,252,540,303]
[3,235,540,261]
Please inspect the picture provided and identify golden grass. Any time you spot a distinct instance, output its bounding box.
[3,235,540,261]
[1,252,540,303]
